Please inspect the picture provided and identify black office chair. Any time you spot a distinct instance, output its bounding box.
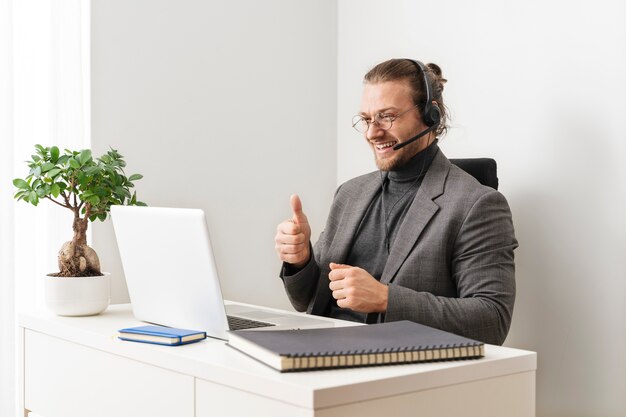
[449,158,498,190]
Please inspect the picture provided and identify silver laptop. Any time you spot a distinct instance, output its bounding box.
[110,205,331,340]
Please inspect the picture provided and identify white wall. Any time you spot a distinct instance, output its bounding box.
[92,0,626,415]
[338,1,626,416]
[90,0,337,309]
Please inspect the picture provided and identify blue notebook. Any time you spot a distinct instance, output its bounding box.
[118,325,206,346]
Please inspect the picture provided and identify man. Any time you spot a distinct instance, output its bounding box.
[274,58,517,345]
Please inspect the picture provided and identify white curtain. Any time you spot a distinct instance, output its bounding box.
[0,0,16,415]
[1,1,90,415]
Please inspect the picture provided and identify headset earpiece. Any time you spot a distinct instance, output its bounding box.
[407,59,441,127]
[423,101,441,127]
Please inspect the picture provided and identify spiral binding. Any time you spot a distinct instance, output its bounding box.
[286,342,484,371]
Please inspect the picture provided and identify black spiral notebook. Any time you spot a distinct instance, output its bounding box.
[227,320,484,372]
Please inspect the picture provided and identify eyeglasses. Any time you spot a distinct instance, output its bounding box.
[351,105,418,134]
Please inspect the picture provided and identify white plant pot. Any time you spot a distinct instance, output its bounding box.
[44,272,111,316]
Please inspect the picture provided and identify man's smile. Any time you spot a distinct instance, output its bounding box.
[371,139,399,154]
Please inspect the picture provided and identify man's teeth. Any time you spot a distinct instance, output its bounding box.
[376,141,396,150]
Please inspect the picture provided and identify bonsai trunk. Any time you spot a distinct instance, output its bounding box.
[56,206,101,277]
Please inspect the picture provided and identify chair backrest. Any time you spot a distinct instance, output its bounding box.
[449,158,498,190]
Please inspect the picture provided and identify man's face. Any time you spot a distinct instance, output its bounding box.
[359,80,431,171]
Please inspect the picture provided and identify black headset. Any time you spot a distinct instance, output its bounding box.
[406,59,441,127]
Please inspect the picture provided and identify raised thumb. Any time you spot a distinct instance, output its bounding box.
[290,194,307,224]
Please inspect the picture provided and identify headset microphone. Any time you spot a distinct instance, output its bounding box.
[392,123,439,151]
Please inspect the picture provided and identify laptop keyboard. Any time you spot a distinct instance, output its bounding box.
[227,315,276,331]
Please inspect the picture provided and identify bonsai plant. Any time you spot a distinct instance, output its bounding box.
[12,145,146,314]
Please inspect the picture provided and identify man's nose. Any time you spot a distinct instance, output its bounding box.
[366,121,385,141]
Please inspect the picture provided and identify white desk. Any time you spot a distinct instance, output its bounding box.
[18,303,536,417]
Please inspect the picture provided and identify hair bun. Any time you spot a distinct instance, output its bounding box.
[426,63,447,91]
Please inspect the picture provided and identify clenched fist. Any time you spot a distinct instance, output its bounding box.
[328,263,389,313]
[275,194,312,269]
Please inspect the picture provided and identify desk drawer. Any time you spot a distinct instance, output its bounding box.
[24,330,194,417]
[196,378,312,417]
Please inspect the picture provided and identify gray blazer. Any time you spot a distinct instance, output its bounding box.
[281,149,518,345]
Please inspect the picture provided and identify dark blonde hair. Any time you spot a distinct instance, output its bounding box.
[364,59,449,137]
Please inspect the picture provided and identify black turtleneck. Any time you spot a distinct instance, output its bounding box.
[326,140,440,322]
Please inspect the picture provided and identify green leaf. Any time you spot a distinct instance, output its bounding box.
[77,172,88,186]
[128,174,143,181]
[48,168,62,178]
[114,186,130,199]
[33,186,44,195]
[13,178,30,190]
[85,166,100,176]
[32,166,42,177]
[79,149,92,165]
[90,187,104,197]
[50,183,61,197]
[108,148,121,158]
[136,201,148,206]
[57,155,70,166]
[50,146,60,163]
[41,162,55,173]
[86,195,100,205]
[36,186,48,197]
[69,158,80,169]
[28,191,39,205]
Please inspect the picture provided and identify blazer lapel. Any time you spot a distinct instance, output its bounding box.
[325,175,382,265]
[380,150,450,285]
[310,174,382,315]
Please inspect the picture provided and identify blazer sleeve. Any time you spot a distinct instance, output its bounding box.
[279,242,322,312]
[384,190,517,345]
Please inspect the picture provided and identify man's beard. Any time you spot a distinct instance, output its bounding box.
[373,135,424,171]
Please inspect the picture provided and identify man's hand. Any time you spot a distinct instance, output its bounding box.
[328,263,388,313]
[274,194,312,269]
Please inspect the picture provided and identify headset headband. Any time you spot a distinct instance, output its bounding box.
[406,59,441,127]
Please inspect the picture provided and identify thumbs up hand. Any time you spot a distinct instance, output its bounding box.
[289,194,309,227]
[275,194,312,268]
